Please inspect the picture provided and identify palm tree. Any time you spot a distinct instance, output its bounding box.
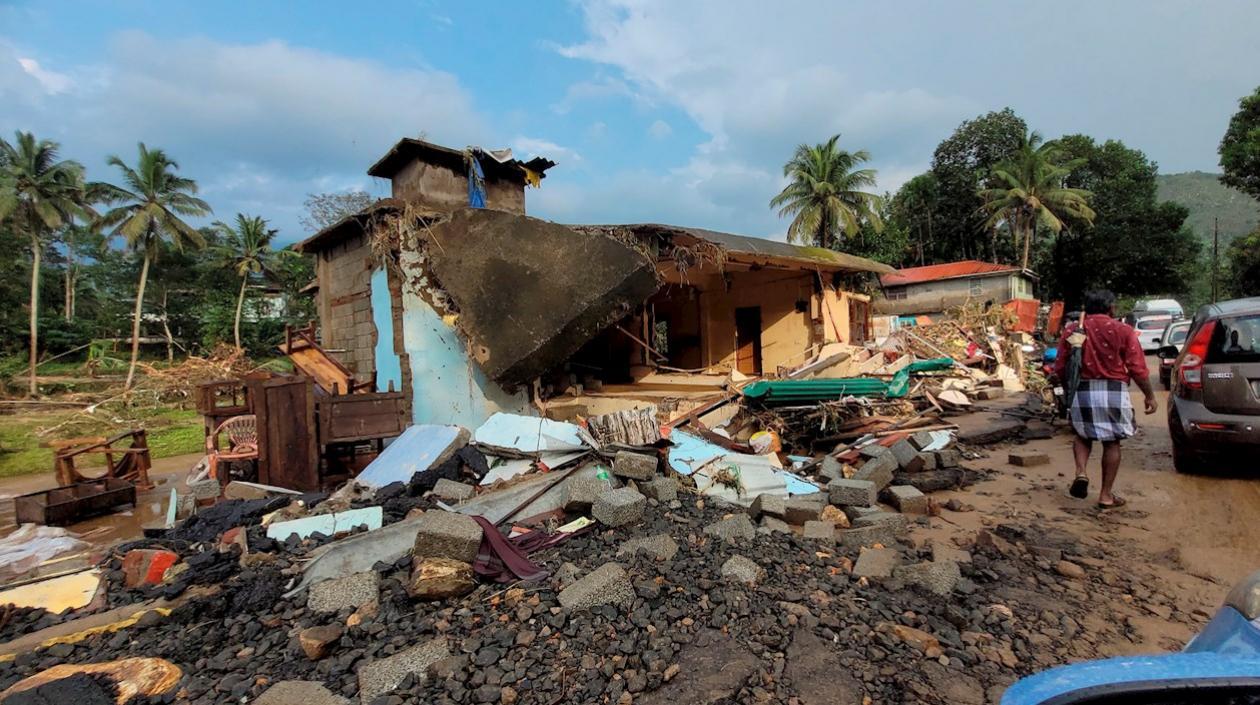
[210,213,289,351]
[98,144,211,390]
[770,135,884,249]
[979,131,1096,270]
[0,132,89,396]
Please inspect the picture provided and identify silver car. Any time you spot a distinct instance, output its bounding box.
[1156,319,1192,389]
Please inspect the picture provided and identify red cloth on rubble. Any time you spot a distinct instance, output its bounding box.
[471,515,553,584]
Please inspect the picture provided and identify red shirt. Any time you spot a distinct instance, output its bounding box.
[1054,314,1149,382]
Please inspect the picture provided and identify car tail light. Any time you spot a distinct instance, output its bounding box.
[1179,321,1217,390]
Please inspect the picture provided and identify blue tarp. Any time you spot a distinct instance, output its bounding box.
[467,156,486,208]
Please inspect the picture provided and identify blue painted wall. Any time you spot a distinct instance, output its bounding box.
[370,268,403,393]
[394,249,529,427]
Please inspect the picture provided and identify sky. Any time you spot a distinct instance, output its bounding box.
[3,0,1259,245]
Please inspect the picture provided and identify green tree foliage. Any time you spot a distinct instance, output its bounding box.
[1037,135,1201,308]
[1226,230,1260,297]
[209,214,291,351]
[98,144,212,389]
[925,108,1028,262]
[1219,86,1260,200]
[770,135,883,249]
[979,131,1096,270]
[840,193,910,265]
[0,132,91,395]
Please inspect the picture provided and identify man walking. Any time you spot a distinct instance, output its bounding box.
[1054,290,1158,509]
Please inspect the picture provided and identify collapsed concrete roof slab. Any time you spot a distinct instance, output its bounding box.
[424,208,660,386]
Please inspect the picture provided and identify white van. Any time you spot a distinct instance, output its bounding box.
[1133,298,1184,319]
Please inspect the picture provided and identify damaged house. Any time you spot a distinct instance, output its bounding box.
[296,137,892,428]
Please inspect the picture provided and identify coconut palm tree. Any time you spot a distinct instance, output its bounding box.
[0,132,90,396]
[98,144,211,390]
[979,131,1096,270]
[210,213,290,351]
[770,135,883,249]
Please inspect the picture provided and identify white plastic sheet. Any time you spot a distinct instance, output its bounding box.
[0,525,89,579]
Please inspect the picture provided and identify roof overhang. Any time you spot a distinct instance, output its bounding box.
[293,198,403,254]
[367,138,556,182]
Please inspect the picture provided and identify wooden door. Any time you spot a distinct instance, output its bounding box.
[734,307,763,376]
[255,376,319,491]
[848,298,870,343]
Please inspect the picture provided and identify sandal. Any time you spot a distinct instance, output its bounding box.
[1097,496,1127,510]
[1069,477,1089,499]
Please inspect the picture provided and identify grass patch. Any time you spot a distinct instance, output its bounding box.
[0,405,204,479]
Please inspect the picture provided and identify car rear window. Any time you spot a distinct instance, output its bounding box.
[1207,314,1260,363]
[1168,326,1189,344]
[1137,317,1171,330]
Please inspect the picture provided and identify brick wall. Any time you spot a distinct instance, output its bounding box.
[317,232,377,382]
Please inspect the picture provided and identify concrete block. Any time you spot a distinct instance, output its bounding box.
[612,451,657,480]
[356,637,450,704]
[883,485,929,515]
[858,444,892,462]
[782,496,826,525]
[432,478,475,502]
[852,511,910,533]
[909,431,937,451]
[618,534,679,561]
[819,456,845,483]
[640,476,678,502]
[890,439,919,469]
[562,476,611,511]
[747,493,787,519]
[188,479,221,501]
[760,516,791,533]
[703,514,757,542]
[842,505,882,522]
[895,560,961,596]
[308,571,380,613]
[839,524,902,549]
[803,520,835,543]
[256,680,349,705]
[828,478,877,507]
[720,555,765,585]
[931,544,972,564]
[934,449,962,468]
[592,487,647,527]
[853,547,901,578]
[914,452,937,472]
[412,511,482,563]
[852,453,896,490]
[557,562,634,611]
[1008,451,1049,467]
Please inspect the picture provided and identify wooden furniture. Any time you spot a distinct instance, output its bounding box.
[251,376,320,491]
[279,323,375,395]
[14,478,137,526]
[193,379,252,435]
[53,430,152,489]
[206,414,259,481]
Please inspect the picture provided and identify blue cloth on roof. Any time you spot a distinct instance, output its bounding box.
[468,155,486,208]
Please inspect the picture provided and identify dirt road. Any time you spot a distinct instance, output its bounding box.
[923,355,1260,657]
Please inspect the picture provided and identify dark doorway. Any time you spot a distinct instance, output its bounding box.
[735,306,763,376]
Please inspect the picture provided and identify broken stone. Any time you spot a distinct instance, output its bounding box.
[852,547,901,578]
[747,493,786,519]
[931,544,972,564]
[1028,545,1063,562]
[612,451,657,481]
[852,511,910,533]
[618,534,679,561]
[859,444,892,462]
[840,523,902,549]
[553,562,582,589]
[639,476,678,502]
[431,478,475,502]
[592,486,647,527]
[299,624,343,660]
[1022,420,1056,440]
[720,555,765,585]
[703,514,756,542]
[121,549,180,588]
[412,510,482,563]
[557,562,634,611]
[759,516,791,533]
[255,680,349,705]
[819,455,845,482]
[562,476,610,511]
[346,600,378,628]
[852,453,897,490]
[828,478,877,507]
[818,504,851,528]
[802,520,835,542]
[883,622,942,655]
[308,571,381,613]
[895,560,961,596]
[188,478,221,501]
[356,637,450,704]
[842,505,882,522]
[882,485,929,514]
[408,557,476,600]
[909,431,937,451]
[1008,451,1049,467]
[782,496,826,525]
[934,449,962,468]
[1056,560,1087,580]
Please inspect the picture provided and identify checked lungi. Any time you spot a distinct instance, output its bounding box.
[1068,378,1136,441]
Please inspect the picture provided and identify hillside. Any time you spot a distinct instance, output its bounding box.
[1156,171,1260,245]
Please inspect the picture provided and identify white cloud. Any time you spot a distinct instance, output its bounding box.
[511,136,582,165]
[647,119,671,139]
[17,56,72,94]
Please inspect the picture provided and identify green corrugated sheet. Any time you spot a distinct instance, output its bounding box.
[741,357,955,405]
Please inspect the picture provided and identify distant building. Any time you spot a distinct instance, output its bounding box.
[875,260,1037,319]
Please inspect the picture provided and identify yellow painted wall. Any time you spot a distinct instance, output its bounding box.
[698,269,815,372]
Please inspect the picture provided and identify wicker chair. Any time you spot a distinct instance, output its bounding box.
[206,414,259,480]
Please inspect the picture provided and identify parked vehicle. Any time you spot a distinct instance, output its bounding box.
[1124,311,1176,352]
[1134,297,1185,319]
[1002,568,1260,704]
[1156,319,1193,389]
[1163,297,1260,473]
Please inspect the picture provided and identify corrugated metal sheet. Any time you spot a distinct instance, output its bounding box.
[880,260,1022,287]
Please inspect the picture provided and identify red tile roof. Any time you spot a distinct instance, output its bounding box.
[880,260,1022,287]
